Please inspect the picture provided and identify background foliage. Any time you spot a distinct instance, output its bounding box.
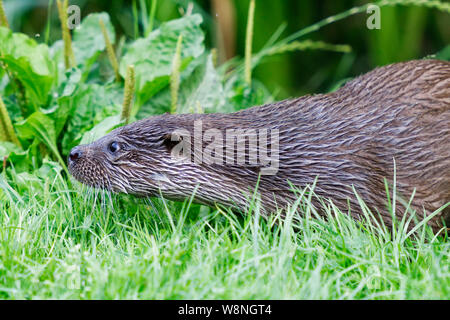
[4,0,449,97]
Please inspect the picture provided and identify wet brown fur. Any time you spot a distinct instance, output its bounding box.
[69,60,450,232]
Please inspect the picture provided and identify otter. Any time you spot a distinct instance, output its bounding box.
[68,59,450,233]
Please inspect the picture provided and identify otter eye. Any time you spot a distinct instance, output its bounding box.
[109,141,120,153]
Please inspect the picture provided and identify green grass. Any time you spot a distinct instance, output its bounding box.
[0,168,448,299]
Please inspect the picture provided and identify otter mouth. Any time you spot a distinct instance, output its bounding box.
[68,146,112,191]
[67,147,136,195]
[68,162,108,190]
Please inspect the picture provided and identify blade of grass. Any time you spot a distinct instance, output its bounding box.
[170,34,183,114]
[244,0,255,85]
[44,0,54,44]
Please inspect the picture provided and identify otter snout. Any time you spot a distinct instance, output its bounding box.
[67,135,132,192]
[67,144,95,185]
[68,145,87,180]
[69,146,82,163]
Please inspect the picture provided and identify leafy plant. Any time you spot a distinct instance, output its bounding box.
[1,0,447,178]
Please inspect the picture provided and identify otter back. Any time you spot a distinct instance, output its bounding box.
[68,59,450,233]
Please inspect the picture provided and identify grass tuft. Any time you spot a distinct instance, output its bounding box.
[0,167,448,299]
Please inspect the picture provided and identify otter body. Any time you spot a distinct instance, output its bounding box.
[69,60,450,232]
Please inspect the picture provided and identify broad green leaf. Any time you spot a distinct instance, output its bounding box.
[137,54,226,118]
[50,13,115,81]
[176,54,226,114]
[73,13,115,73]
[225,75,273,112]
[120,14,205,107]
[60,83,123,154]
[3,140,36,173]
[1,94,22,123]
[135,84,172,118]
[16,111,56,141]
[0,27,55,106]
[15,111,66,170]
[59,68,82,97]
[0,93,20,145]
[0,141,21,158]
[80,115,123,145]
[60,85,95,154]
[47,68,82,136]
[36,159,63,182]
[49,39,65,85]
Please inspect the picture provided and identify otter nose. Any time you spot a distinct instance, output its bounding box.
[69,147,82,163]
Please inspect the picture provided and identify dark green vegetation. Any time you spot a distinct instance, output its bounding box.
[0,0,449,299]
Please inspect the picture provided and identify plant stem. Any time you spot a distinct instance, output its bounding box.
[238,0,450,79]
[277,0,450,52]
[99,18,120,82]
[211,48,218,67]
[132,0,139,38]
[121,65,135,124]
[0,94,21,148]
[244,0,255,86]
[147,0,157,36]
[0,60,28,115]
[170,35,183,114]
[267,40,352,56]
[139,0,148,36]
[0,0,9,28]
[57,0,75,69]
[44,0,54,44]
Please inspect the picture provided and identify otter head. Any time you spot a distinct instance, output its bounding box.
[67,112,272,211]
[68,115,190,197]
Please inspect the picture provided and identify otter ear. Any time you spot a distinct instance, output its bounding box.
[162,132,182,151]
[161,131,192,162]
[162,130,192,155]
